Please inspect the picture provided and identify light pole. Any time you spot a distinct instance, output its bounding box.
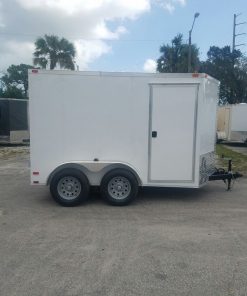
[188,12,200,73]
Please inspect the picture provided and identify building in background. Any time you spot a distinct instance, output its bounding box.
[217,104,247,144]
[0,98,29,144]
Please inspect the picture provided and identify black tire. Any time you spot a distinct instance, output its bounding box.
[50,169,90,207]
[100,169,139,206]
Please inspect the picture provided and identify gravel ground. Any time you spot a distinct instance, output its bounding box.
[0,145,29,159]
[0,148,247,296]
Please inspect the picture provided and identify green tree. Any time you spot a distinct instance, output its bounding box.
[0,85,25,99]
[1,64,34,97]
[200,46,247,104]
[33,35,76,70]
[157,34,200,73]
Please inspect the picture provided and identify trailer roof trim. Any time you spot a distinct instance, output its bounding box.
[28,69,219,82]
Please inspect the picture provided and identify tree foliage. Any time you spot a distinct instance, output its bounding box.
[157,34,200,73]
[33,35,76,70]
[200,46,247,104]
[156,34,247,104]
[0,85,25,99]
[1,64,34,97]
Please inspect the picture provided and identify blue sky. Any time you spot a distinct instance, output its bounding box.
[0,0,246,72]
[91,0,247,71]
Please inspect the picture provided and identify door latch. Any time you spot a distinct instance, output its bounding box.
[152,131,157,138]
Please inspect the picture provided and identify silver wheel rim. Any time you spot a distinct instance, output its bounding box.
[108,176,131,200]
[57,176,81,200]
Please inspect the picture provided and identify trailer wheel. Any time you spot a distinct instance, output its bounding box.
[50,169,89,206]
[100,169,138,206]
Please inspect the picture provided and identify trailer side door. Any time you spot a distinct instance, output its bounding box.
[149,83,199,183]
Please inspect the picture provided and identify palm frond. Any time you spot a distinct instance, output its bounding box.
[33,35,76,70]
[33,57,48,69]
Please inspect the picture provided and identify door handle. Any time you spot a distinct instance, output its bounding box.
[152,131,157,138]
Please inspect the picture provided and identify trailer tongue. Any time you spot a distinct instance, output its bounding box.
[209,159,243,190]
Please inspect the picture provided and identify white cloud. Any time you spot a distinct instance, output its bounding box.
[1,40,34,68]
[176,0,186,6]
[0,0,186,70]
[162,3,175,13]
[143,59,157,72]
[0,0,151,70]
[74,40,111,70]
[16,0,151,17]
[0,2,4,27]
[93,22,127,40]
[155,0,186,13]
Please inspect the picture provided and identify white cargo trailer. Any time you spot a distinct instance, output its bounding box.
[217,104,247,143]
[29,70,220,206]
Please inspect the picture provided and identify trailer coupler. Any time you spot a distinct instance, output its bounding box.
[209,159,243,190]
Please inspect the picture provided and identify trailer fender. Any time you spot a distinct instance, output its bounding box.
[47,163,90,185]
[98,163,142,186]
[47,162,142,186]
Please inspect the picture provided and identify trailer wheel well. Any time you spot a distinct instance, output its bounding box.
[99,164,142,186]
[47,163,90,185]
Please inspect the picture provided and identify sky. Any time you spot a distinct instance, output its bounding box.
[0,0,246,73]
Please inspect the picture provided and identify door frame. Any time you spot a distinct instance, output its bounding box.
[147,82,200,183]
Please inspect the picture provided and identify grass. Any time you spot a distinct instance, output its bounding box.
[216,144,247,174]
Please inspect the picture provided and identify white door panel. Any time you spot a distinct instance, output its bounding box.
[150,84,198,182]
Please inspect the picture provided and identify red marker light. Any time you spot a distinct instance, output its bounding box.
[32,69,38,74]
[33,171,39,175]
[192,73,199,78]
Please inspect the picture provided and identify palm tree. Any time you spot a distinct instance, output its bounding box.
[33,35,76,70]
[157,34,200,73]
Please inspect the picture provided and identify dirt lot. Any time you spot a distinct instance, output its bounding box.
[0,148,247,296]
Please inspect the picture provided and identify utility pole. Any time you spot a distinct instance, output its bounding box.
[232,13,246,53]
[231,14,246,102]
